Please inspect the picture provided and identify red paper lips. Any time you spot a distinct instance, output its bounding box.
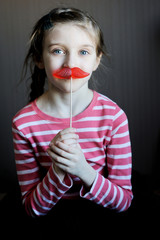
[52,67,90,128]
[53,67,90,79]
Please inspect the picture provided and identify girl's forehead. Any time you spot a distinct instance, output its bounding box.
[44,22,97,47]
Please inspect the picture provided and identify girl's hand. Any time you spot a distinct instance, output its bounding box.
[48,140,96,188]
[50,128,79,147]
[47,128,79,181]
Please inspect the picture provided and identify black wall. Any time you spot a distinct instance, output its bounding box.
[0,0,160,191]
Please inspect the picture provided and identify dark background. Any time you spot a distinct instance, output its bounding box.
[0,0,160,232]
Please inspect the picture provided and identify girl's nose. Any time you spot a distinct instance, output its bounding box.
[63,52,77,68]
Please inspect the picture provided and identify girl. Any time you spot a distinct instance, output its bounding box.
[12,8,133,220]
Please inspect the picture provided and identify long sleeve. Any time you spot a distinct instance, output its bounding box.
[12,92,133,216]
[12,122,73,217]
[80,107,133,212]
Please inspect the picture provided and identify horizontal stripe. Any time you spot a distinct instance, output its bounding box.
[25,126,112,138]
[93,105,115,110]
[17,167,39,175]
[104,186,117,207]
[23,104,32,109]
[32,208,46,216]
[76,115,113,122]
[13,111,36,122]
[115,187,123,209]
[48,172,66,194]
[12,127,25,138]
[19,178,39,186]
[97,96,111,102]
[122,185,132,190]
[43,181,60,199]
[79,137,107,143]
[25,130,59,138]
[107,152,132,159]
[88,154,106,162]
[37,184,55,206]
[108,175,131,180]
[13,139,27,144]
[77,126,112,132]
[18,120,53,130]
[113,131,129,139]
[113,109,124,121]
[33,191,51,211]
[90,177,105,201]
[107,163,132,170]
[21,191,28,197]
[82,147,104,153]
[107,142,131,149]
[41,162,52,167]
[119,200,128,212]
[15,157,35,164]
[14,149,33,154]
[97,179,111,205]
[111,119,128,136]
[31,141,50,148]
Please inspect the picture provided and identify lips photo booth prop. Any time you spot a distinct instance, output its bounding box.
[53,67,90,127]
[53,67,89,79]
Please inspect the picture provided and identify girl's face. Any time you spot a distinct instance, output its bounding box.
[40,22,101,93]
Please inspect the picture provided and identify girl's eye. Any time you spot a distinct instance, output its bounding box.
[52,49,64,55]
[80,50,89,55]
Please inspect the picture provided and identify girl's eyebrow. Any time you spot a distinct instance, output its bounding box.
[47,43,94,49]
[81,44,95,49]
[48,43,61,48]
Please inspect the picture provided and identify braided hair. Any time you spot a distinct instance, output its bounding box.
[22,7,106,102]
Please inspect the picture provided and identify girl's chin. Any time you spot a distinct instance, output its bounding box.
[50,78,88,93]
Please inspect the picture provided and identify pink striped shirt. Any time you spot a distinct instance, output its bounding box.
[12,91,133,216]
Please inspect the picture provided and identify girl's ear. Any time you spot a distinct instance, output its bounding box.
[36,59,44,69]
[93,53,102,71]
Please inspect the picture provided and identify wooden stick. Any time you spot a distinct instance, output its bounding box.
[70,77,72,128]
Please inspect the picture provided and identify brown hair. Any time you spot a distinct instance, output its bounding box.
[23,7,106,102]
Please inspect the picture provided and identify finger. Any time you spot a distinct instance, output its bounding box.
[47,148,65,162]
[50,142,68,155]
[55,133,79,144]
[50,129,78,146]
[49,143,73,160]
[76,143,82,149]
[47,148,55,159]
[55,141,70,152]
[47,148,71,166]
[56,141,78,154]
[62,138,78,146]
[58,128,76,135]
[67,142,83,154]
[54,162,69,173]
[69,143,78,148]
